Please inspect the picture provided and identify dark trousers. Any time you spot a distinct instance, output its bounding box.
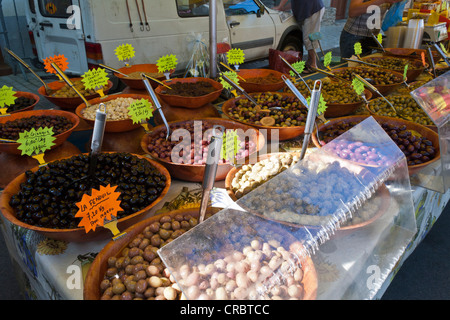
[339,29,378,59]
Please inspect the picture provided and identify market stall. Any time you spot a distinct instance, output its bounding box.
[1,0,450,301]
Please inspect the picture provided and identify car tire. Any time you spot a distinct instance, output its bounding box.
[280,35,303,52]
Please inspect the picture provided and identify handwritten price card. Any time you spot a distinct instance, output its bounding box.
[44,54,69,79]
[289,61,306,78]
[354,42,362,57]
[115,44,135,66]
[75,184,123,233]
[157,54,178,78]
[352,78,365,96]
[0,85,16,115]
[82,68,109,97]
[323,51,332,70]
[16,127,56,157]
[128,98,154,124]
[227,48,245,67]
[219,71,240,92]
[220,130,241,163]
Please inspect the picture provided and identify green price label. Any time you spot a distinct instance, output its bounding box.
[377,33,383,45]
[403,64,409,81]
[307,95,327,116]
[157,54,178,73]
[0,85,17,108]
[354,42,362,56]
[227,48,245,66]
[324,52,332,68]
[82,68,109,91]
[352,78,365,96]
[220,71,240,90]
[128,99,154,124]
[115,43,135,62]
[289,61,306,77]
[220,130,241,162]
[16,127,56,156]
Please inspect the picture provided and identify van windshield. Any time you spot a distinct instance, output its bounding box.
[38,0,73,18]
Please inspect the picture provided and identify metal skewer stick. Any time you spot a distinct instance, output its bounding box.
[309,66,349,83]
[432,42,450,67]
[300,80,321,160]
[199,125,224,224]
[141,73,171,140]
[342,57,383,69]
[371,32,386,53]
[279,55,312,93]
[426,44,437,78]
[51,62,91,107]
[99,63,130,77]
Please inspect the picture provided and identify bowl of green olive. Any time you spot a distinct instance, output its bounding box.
[361,56,427,82]
[222,92,308,141]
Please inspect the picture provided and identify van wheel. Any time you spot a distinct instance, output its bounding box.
[280,35,303,52]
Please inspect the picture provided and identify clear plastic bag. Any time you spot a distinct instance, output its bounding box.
[184,33,210,78]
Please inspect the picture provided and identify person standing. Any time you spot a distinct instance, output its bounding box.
[340,0,404,59]
[274,0,325,73]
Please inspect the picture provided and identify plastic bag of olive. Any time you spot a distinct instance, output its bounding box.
[0,152,171,242]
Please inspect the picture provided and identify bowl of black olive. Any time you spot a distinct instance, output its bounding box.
[0,152,171,242]
[4,91,40,114]
[0,109,80,155]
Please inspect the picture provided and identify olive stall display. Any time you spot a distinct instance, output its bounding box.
[367,95,435,127]
[316,116,439,168]
[7,153,168,230]
[49,78,108,98]
[332,67,403,86]
[81,97,139,121]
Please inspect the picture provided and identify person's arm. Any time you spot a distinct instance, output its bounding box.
[273,0,290,11]
[348,0,403,18]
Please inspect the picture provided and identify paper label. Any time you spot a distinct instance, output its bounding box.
[354,42,362,56]
[377,33,383,45]
[128,98,154,124]
[82,68,109,91]
[289,61,306,77]
[44,54,69,74]
[16,127,56,156]
[115,44,135,63]
[403,64,409,81]
[220,130,241,162]
[421,52,427,67]
[227,48,245,65]
[157,54,178,73]
[440,43,448,55]
[220,71,240,90]
[323,51,332,68]
[0,85,16,108]
[352,78,365,96]
[307,95,327,116]
[75,184,123,233]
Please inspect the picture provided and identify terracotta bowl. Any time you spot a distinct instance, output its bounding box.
[38,77,113,110]
[225,152,300,201]
[383,47,440,63]
[236,69,286,93]
[311,115,441,176]
[362,56,427,82]
[83,207,318,300]
[140,118,266,182]
[331,67,404,96]
[222,92,306,141]
[153,101,221,125]
[5,91,40,114]
[155,77,223,109]
[0,153,171,242]
[324,89,373,118]
[0,109,80,155]
[75,94,151,133]
[114,63,172,90]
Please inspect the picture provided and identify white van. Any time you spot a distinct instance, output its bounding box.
[25,0,302,76]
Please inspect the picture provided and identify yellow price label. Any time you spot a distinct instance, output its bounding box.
[82,68,109,94]
[354,42,362,56]
[157,54,178,73]
[115,44,135,63]
[0,85,17,108]
[128,99,154,124]
[219,71,240,90]
[220,130,241,163]
[16,127,56,156]
[227,48,245,66]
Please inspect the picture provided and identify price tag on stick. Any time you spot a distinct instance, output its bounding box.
[128,98,154,130]
[44,54,69,80]
[354,42,362,58]
[115,43,135,66]
[0,85,16,115]
[227,48,245,70]
[82,68,110,97]
[157,54,178,80]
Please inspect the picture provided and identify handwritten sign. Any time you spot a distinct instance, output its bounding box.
[16,127,56,156]
[289,61,306,77]
[43,54,69,75]
[354,42,362,56]
[115,44,135,64]
[0,85,16,113]
[82,68,109,96]
[219,71,240,90]
[157,54,178,73]
[75,184,123,233]
[220,130,241,163]
[352,78,365,96]
[128,98,154,124]
[227,48,245,66]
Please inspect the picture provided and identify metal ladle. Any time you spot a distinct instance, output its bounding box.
[141,73,171,140]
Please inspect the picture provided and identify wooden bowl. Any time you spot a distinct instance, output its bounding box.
[140,118,266,182]
[222,92,306,141]
[38,78,113,110]
[6,91,40,114]
[0,109,80,155]
[225,152,300,201]
[83,207,318,300]
[114,63,172,90]
[362,56,427,82]
[75,94,151,133]
[155,77,223,109]
[237,69,286,93]
[0,153,171,242]
[311,115,440,176]
[332,67,404,96]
